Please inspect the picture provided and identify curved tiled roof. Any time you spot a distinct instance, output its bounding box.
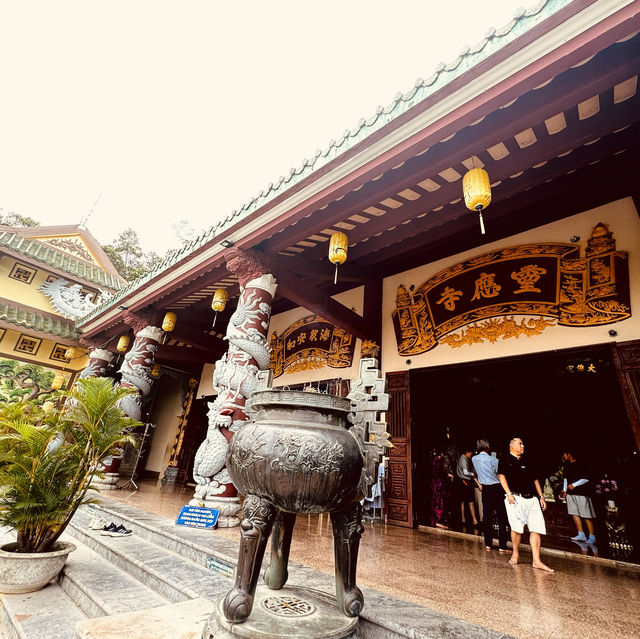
[0,230,123,290]
[0,300,79,341]
[78,0,567,326]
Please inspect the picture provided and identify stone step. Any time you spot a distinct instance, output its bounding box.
[67,511,232,604]
[59,534,168,619]
[77,499,239,573]
[71,500,514,639]
[0,582,86,639]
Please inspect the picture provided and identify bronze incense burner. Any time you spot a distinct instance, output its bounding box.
[221,361,390,624]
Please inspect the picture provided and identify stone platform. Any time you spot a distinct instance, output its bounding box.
[203,586,359,639]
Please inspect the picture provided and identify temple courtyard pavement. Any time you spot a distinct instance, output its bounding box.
[90,480,640,639]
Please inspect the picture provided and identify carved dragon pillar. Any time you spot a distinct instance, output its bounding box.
[78,340,120,489]
[118,311,163,422]
[95,311,162,489]
[78,348,115,379]
[190,248,277,527]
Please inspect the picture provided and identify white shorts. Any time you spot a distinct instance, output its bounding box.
[566,494,596,519]
[504,495,546,535]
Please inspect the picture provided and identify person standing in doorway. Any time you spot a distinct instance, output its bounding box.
[430,450,454,529]
[498,437,554,572]
[560,447,596,544]
[456,447,480,526]
[472,439,509,552]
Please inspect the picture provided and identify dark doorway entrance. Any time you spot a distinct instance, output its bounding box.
[409,343,639,562]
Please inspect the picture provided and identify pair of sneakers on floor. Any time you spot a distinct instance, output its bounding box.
[88,517,132,537]
[571,531,596,544]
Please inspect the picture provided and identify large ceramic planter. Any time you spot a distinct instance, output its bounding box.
[0,541,76,593]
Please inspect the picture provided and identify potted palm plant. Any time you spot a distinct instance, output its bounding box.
[0,377,140,593]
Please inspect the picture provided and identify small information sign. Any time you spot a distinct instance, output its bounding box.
[175,506,219,529]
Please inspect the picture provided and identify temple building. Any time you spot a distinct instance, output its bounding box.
[0,223,124,401]
[74,1,640,560]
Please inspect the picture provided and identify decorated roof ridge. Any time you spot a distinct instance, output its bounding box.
[77,0,563,326]
[0,230,123,291]
[6,223,127,284]
[0,299,80,340]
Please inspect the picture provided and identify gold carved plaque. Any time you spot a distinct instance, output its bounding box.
[393,223,630,355]
[269,315,355,378]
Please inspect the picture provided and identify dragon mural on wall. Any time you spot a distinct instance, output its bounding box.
[39,278,112,320]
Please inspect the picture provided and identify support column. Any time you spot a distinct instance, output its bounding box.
[78,345,123,490]
[106,313,162,489]
[79,348,115,379]
[118,316,163,422]
[190,248,277,527]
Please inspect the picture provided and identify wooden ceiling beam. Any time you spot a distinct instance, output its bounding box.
[155,344,217,365]
[150,263,232,309]
[302,95,640,263]
[260,37,640,255]
[168,325,225,357]
[374,146,639,277]
[274,254,373,283]
[356,130,640,265]
[276,270,370,341]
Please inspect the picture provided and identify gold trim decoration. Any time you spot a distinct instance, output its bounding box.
[393,223,630,355]
[269,314,356,378]
[167,378,198,468]
[440,316,556,348]
[361,340,380,358]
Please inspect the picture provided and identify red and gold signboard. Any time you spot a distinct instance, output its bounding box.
[269,315,356,378]
[393,223,631,355]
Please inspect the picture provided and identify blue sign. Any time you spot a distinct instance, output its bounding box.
[175,506,219,529]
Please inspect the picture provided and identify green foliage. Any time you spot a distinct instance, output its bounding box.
[0,377,140,553]
[0,358,57,403]
[0,211,40,227]
[101,227,162,282]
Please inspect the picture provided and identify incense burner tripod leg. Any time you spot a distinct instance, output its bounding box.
[263,511,296,590]
[331,502,364,617]
[223,495,277,623]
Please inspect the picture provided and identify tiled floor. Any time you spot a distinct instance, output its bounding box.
[105,481,640,639]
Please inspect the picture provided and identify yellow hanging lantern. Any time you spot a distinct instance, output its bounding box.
[51,373,65,390]
[211,288,228,327]
[328,231,348,284]
[151,363,162,378]
[116,335,130,352]
[42,401,55,413]
[162,311,177,332]
[64,346,78,360]
[462,167,491,235]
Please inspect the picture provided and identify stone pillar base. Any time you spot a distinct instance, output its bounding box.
[162,467,179,485]
[189,496,241,528]
[91,473,120,490]
[202,585,359,639]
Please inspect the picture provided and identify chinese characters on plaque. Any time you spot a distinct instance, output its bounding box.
[393,223,631,355]
[269,315,356,378]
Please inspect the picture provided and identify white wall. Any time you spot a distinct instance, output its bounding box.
[382,197,640,374]
[145,376,185,473]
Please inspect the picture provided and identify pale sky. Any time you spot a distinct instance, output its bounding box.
[0,1,528,255]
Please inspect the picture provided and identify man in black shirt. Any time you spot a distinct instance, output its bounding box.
[498,437,554,572]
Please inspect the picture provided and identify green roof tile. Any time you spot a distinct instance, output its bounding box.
[0,231,122,290]
[0,300,80,340]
